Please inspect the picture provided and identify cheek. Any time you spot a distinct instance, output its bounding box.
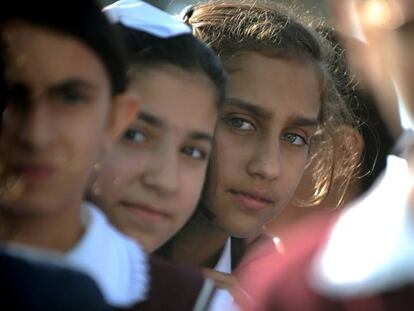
[1,109,20,136]
[214,132,250,174]
[60,131,102,181]
[178,169,207,215]
[61,108,109,163]
[97,149,144,200]
[280,155,308,199]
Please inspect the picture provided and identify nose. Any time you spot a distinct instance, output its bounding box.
[141,139,180,196]
[246,140,281,181]
[15,102,56,150]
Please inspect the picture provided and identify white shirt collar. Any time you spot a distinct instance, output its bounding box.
[65,202,149,307]
[214,238,232,273]
[207,238,239,311]
[311,155,414,298]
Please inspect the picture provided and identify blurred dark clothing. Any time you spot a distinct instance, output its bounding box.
[120,255,205,311]
[0,247,206,311]
[0,247,110,311]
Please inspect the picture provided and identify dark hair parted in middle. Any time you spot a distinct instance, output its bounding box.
[114,23,227,108]
[185,1,359,206]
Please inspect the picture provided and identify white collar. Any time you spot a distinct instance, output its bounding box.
[311,155,414,298]
[214,238,232,273]
[103,0,191,38]
[65,202,149,307]
[207,238,238,311]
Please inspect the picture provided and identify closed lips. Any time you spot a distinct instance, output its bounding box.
[229,189,274,203]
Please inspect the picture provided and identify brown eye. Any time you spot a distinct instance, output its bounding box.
[54,85,87,105]
[227,117,255,131]
[181,145,206,160]
[281,133,307,146]
[123,128,146,143]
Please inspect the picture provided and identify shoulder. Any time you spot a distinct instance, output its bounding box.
[67,202,149,307]
[235,210,338,310]
[0,250,110,311]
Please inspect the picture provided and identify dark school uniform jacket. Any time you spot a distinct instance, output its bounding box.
[119,255,206,311]
[0,248,111,311]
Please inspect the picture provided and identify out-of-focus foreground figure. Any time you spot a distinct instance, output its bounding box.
[0,1,151,309]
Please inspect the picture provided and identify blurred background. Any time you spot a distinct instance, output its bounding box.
[100,0,328,17]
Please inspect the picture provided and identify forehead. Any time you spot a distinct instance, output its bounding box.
[131,66,217,132]
[2,21,110,92]
[225,52,321,120]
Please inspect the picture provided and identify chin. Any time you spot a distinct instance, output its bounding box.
[130,234,153,253]
[131,232,163,254]
[216,218,259,239]
[0,198,59,217]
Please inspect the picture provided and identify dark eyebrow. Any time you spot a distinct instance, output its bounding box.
[5,79,96,103]
[189,132,213,144]
[289,116,319,128]
[50,79,97,93]
[138,111,164,128]
[139,110,213,143]
[224,97,272,120]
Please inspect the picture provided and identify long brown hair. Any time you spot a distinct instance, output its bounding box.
[185,1,359,207]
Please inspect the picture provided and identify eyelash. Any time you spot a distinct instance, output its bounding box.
[224,116,256,131]
[281,132,308,146]
[223,115,309,146]
[123,128,208,161]
[5,87,88,109]
[123,128,146,143]
[181,145,207,161]
[55,88,88,105]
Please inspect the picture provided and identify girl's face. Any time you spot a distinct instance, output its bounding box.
[206,52,321,238]
[93,65,217,252]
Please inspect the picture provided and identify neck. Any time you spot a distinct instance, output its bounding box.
[170,210,229,268]
[0,200,84,254]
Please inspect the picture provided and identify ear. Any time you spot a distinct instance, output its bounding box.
[102,91,140,153]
